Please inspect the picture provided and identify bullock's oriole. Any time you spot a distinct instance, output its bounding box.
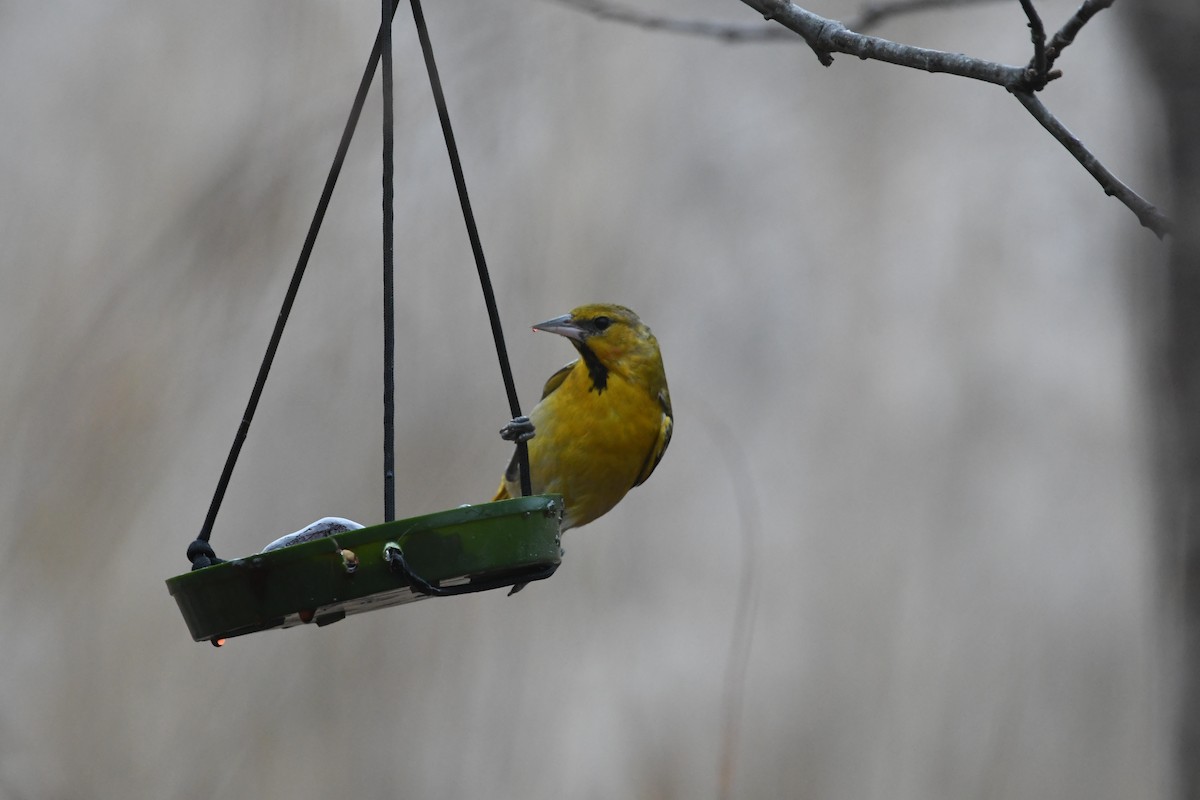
[494,304,673,534]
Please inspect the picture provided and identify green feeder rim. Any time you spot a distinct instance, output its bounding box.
[167,495,563,644]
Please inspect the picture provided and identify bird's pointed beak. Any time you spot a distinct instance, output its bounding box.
[532,313,584,341]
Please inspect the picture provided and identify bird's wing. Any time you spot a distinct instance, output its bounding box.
[540,361,577,399]
[633,389,673,487]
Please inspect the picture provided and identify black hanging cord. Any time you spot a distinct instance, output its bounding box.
[189,0,532,570]
[381,0,397,523]
[407,0,533,498]
[188,4,400,570]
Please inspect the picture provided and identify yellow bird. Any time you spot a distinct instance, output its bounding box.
[494,304,673,533]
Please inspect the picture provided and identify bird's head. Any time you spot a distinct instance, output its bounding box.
[532,304,663,391]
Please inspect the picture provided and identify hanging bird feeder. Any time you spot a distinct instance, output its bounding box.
[168,497,562,644]
[166,0,558,644]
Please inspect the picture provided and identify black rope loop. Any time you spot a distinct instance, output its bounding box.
[383,540,559,596]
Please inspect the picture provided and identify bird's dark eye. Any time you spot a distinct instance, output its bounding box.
[593,316,611,332]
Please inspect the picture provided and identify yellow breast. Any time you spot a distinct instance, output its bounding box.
[509,363,666,530]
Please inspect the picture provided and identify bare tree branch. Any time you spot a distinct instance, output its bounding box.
[1012,90,1171,238]
[547,0,1170,235]
[1018,0,1050,87]
[742,0,1026,79]
[1046,0,1115,68]
[739,0,1168,235]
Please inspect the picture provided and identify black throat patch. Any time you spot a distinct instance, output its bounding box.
[574,341,609,393]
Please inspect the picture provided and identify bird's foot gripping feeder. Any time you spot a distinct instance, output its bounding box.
[167,495,562,645]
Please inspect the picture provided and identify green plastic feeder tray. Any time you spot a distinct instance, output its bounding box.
[167,495,563,644]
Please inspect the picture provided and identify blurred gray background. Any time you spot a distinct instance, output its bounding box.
[0,1,1174,798]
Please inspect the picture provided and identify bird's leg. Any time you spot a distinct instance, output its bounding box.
[499,415,536,443]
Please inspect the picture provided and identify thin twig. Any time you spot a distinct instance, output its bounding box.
[545,0,1003,42]
[1017,0,1048,88]
[547,0,791,42]
[1045,0,1115,68]
[852,0,1002,32]
[1012,90,1171,239]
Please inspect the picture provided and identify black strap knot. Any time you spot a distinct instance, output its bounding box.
[187,539,223,571]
